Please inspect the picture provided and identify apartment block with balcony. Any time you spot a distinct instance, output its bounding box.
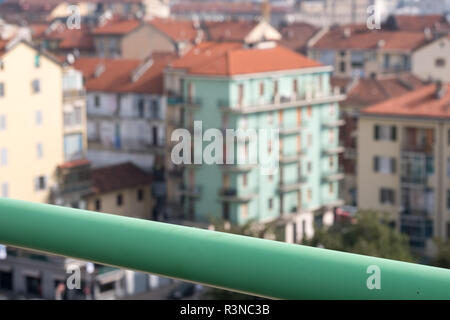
[165,41,346,243]
[358,83,450,257]
[72,53,176,172]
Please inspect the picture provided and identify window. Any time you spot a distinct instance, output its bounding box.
[117,194,123,206]
[329,182,334,194]
[0,270,12,290]
[329,156,334,168]
[307,161,312,173]
[0,115,5,131]
[94,95,100,107]
[380,188,395,205]
[137,189,144,201]
[1,182,8,198]
[268,112,274,124]
[374,125,396,141]
[435,58,446,67]
[151,99,160,118]
[384,54,390,68]
[259,82,264,97]
[307,189,312,201]
[138,99,145,117]
[243,173,248,187]
[0,83,4,97]
[268,198,273,210]
[374,156,396,174]
[35,176,46,191]
[0,148,7,166]
[32,79,40,93]
[26,275,42,297]
[339,61,346,73]
[241,204,248,219]
[35,110,42,126]
[64,133,83,161]
[307,106,312,118]
[36,143,43,159]
[35,54,41,68]
[95,199,101,211]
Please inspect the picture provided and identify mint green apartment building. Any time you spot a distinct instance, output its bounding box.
[165,41,345,243]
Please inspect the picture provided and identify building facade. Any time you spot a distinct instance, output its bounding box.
[358,83,450,256]
[166,41,345,243]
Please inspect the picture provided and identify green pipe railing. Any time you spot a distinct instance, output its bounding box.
[0,198,449,299]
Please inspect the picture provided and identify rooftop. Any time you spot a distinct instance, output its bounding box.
[91,162,152,194]
[361,83,450,120]
[170,42,323,76]
[311,25,428,51]
[148,18,198,42]
[92,19,142,36]
[73,52,176,94]
[343,74,425,106]
[279,22,319,53]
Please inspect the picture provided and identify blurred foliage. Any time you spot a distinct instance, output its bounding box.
[431,239,450,269]
[302,210,415,263]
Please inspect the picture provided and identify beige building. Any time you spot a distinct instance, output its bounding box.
[86,162,154,219]
[0,41,64,204]
[358,83,450,257]
[412,36,450,83]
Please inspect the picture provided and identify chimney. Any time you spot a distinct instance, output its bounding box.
[262,0,271,22]
[436,81,447,99]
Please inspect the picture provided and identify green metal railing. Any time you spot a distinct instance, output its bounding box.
[0,198,449,299]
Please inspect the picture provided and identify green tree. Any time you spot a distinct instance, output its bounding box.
[431,240,450,269]
[303,210,415,263]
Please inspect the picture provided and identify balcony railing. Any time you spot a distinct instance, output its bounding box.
[217,92,345,114]
[218,187,256,202]
[0,199,449,299]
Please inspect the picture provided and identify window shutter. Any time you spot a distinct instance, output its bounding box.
[391,126,397,141]
[379,189,384,203]
[374,125,380,140]
[374,156,379,172]
[391,158,396,173]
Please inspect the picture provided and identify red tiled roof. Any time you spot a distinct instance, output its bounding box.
[148,18,198,42]
[73,52,176,94]
[58,159,91,170]
[312,25,427,51]
[45,27,94,50]
[361,83,450,119]
[171,42,323,76]
[30,23,49,39]
[203,20,258,42]
[91,162,152,194]
[92,19,141,35]
[279,22,319,52]
[344,74,425,106]
[392,15,448,32]
[171,1,291,14]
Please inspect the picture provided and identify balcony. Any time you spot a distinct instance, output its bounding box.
[322,171,345,182]
[182,97,202,109]
[217,92,345,115]
[279,150,306,164]
[220,163,258,173]
[180,185,202,198]
[322,119,345,128]
[322,146,345,155]
[279,177,307,193]
[63,89,86,100]
[279,121,308,136]
[218,187,256,202]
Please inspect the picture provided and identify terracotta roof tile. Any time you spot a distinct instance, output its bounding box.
[171,42,323,76]
[91,162,152,194]
[58,159,91,170]
[392,15,449,32]
[203,20,258,42]
[148,18,198,42]
[279,22,319,52]
[73,52,176,94]
[361,83,450,119]
[312,25,428,51]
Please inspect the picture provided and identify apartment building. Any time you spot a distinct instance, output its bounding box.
[412,36,450,83]
[165,41,345,243]
[308,24,429,79]
[72,53,175,171]
[0,41,65,204]
[358,83,450,256]
[337,73,425,206]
